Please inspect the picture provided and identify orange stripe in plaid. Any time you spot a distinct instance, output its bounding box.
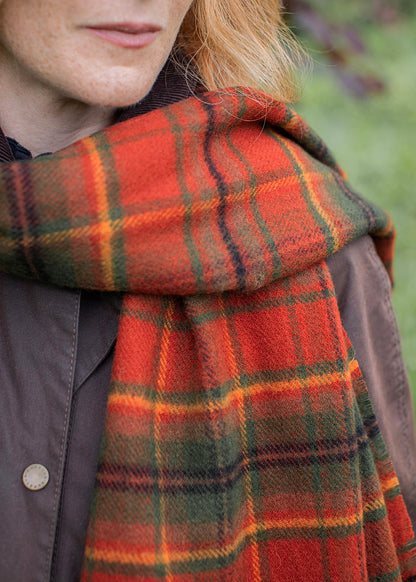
[363,495,388,515]
[218,295,262,582]
[285,140,342,252]
[381,476,401,494]
[83,136,114,289]
[9,164,41,276]
[154,299,176,582]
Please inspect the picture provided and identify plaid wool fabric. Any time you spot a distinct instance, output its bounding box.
[0,88,415,581]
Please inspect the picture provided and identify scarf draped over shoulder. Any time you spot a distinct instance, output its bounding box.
[0,87,393,294]
[0,88,414,581]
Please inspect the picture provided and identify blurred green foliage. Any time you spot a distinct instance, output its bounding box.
[286,0,415,96]
[295,16,416,406]
[287,0,415,26]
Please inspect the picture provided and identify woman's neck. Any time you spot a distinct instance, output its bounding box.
[0,59,116,157]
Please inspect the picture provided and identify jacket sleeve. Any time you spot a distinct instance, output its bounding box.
[326,234,416,530]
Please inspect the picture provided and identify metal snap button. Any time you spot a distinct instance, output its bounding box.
[22,464,49,491]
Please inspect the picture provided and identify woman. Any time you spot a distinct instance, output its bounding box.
[0,1,415,581]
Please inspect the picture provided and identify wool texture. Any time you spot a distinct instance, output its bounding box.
[0,88,414,581]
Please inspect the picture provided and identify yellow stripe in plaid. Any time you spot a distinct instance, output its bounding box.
[154,299,176,581]
[108,370,350,415]
[85,510,368,569]
[218,296,262,582]
[286,140,342,252]
[83,137,114,289]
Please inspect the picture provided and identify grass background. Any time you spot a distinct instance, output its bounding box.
[294,17,416,409]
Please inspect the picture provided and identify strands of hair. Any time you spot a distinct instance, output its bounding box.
[177,0,309,103]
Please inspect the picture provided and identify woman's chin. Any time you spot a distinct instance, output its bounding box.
[60,70,158,109]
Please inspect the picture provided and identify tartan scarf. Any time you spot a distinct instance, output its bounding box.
[0,88,415,581]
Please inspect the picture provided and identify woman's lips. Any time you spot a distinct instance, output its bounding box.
[85,23,161,49]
